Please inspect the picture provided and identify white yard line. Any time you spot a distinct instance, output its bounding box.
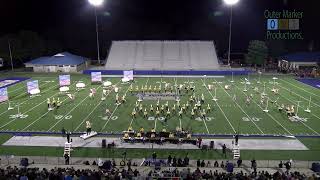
[277,81,320,108]
[260,79,320,121]
[201,79,236,133]
[129,118,134,127]
[154,117,157,130]
[74,80,121,132]
[101,81,132,131]
[202,118,210,134]
[262,82,320,135]
[0,78,86,130]
[0,80,53,117]
[280,78,320,99]
[213,79,265,134]
[22,79,88,131]
[234,81,293,135]
[47,84,103,131]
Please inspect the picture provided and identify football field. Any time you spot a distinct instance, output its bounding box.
[0,73,320,137]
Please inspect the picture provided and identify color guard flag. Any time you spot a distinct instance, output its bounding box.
[0,87,8,103]
[27,80,39,94]
[59,75,71,86]
[91,72,102,82]
[123,70,134,80]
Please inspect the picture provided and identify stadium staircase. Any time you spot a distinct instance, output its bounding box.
[233,144,240,159]
[64,142,72,157]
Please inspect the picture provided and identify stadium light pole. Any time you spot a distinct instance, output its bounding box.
[88,0,104,65]
[223,0,239,67]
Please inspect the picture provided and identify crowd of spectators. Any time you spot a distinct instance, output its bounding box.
[0,166,142,180]
[0,165,319,180]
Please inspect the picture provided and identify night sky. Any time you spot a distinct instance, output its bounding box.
[1,0,320,59]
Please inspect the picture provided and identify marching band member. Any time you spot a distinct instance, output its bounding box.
[201,93,205,104]
[144,108,148,118]
[156,107,160,117]
[178,108,183,118]
[139,104,143,113]
[52,97,56,108]
[122,94,126,103]
[186,101,190,109]
[161,105,165,114]
[182,104,186,113]
[115,93,119,104]
[139,127,144,133]
[207,104,211,113]
[105,108,111,116]
[171,104,176,113]
[166,109,171,117]
[131,108,136,118]
[86,121,92,135]
[56,98,61,109]
[47,98,51,109]
[150,104,154,113]
[191,109,195,118]
[201,109,206,119]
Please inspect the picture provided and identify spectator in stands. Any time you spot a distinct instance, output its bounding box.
[206,161,211,167]
[251,159,257,174]
[167,155,172,166]
[197,159,201,167]
[64,154,70,165]
[177,158,183,167]
[285,160,292,174]
[200,160,205,167]
[279,160,283,168]
[152,152,157,161]
[214,160,219,167]
[183,155,189,166]
[237,158,242,167]
[220,161,225,168]
[172,156,177,167]
[222,144,227,157]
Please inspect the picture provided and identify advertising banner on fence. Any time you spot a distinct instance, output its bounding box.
[59,75,71,86]
[0,87,8,103]
[27,80,39,94]
[91,72,102,82]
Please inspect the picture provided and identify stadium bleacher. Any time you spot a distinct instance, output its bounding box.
[105,40,220,70]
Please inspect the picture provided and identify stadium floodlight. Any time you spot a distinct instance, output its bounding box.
[88,0,104,65]
[223,0,239,66]
[88,0,104,6]
[223,0,239,5]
